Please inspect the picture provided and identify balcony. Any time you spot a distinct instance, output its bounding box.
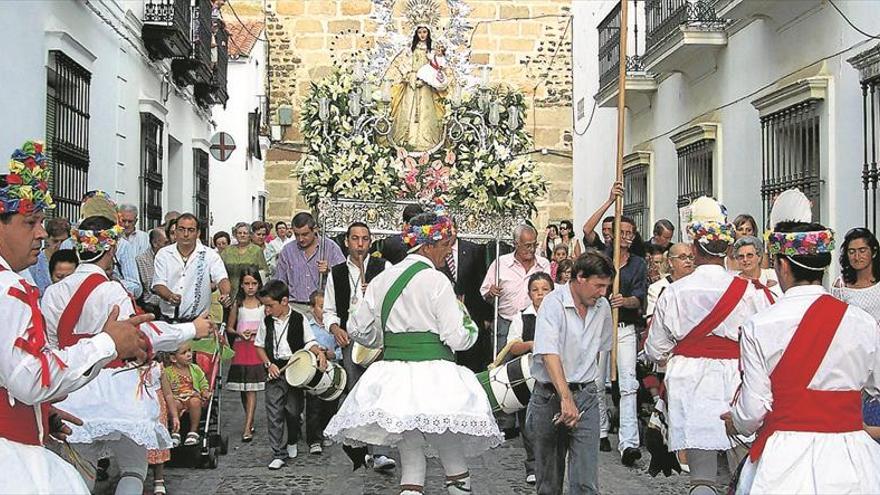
[642,0,729,78]
[142,0,192,60]
[195,26,229,108]
[711,0,823,29]
[171,0,212,86]
[595,1,657,111]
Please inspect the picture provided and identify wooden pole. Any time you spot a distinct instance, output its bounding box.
[611,0,629,381]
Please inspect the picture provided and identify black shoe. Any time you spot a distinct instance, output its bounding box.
[599,437,612,452]
[503,427,520,440]
[621,447,642,467]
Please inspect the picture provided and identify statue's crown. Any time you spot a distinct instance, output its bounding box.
[404,0,440,32]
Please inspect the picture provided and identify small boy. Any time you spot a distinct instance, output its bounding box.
[304,290,341,455]
[254,280,329,470]
[49,248,79,284]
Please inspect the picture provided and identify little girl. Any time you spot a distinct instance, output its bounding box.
[225,268,267,442]
[148,355,179,494]
[164,343,211,446]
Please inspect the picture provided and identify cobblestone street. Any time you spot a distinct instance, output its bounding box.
[142,384,689,494]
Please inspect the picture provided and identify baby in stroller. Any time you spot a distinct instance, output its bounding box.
[164,343,213,447]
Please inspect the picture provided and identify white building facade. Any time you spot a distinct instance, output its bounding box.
[572,0,880,246]
[0,0,228,239]
[208,21,268,235]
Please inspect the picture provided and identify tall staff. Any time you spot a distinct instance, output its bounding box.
[610,0,629,380]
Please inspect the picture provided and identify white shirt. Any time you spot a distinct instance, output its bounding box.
[0,255,116,408]
[348,254,476,351]
[507,304,537,343]
[324,256,391,331]
[43,263,196,353]
[254,305,317,360]
[646,275,673,318]
[264,236,292,276]
[152,241,228,320]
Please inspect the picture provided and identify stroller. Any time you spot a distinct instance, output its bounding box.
[167,336,232,469]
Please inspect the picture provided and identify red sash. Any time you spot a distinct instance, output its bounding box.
[672,277,747,360]
[749,295,862,461]
[56,273,126,368]
[0,389,49,446]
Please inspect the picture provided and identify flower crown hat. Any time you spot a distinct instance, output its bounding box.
[685,196,735,257]
[402,198,454,247]
[765,188,834,270]
[0,140,55,215]
[71,190,124,257]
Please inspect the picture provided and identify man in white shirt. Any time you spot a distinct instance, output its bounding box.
[152,213,232,321]
[645,243,695,319]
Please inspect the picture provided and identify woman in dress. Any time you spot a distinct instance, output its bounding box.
[389,26,449,153]
[557,220,583,258]
[832,227,880,439]
[221,222,269,299]
[733,235,781,302]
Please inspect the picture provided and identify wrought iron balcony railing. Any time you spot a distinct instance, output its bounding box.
[195,25,229,107]
[171,0,212,86]
[645,0,724,53]
[598,1,650,90]
[142,0,192,60]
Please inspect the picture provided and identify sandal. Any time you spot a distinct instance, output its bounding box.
[170,433,181,448]
[242,432,253,443]
[183,432,200,446]
[154,480,166,495]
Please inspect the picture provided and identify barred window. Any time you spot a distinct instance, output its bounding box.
[676,140,713,208]
[140,114,164,231]
[760,101,821,223]
[258,195,266,222]
[46,51,91,221]
[623,164,649,236]
[193,148,210,243]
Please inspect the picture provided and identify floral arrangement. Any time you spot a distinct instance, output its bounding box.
[766,229,835,258]
[71,224,125,255]
[295,67,547,215]
[0,140,54,214]
[402,198,454,247]
[686,220,735,244]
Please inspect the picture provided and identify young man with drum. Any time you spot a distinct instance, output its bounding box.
[526,250,615,495]
[325,203,503,495]
[254,280,330,470]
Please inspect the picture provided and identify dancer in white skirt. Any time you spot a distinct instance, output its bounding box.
[325,203,503,495]
[724,193,880,494]
[0,141,152,494]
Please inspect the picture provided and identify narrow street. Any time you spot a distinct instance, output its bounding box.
[145,384,688,494]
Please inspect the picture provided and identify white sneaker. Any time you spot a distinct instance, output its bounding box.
[309,443,322,454]
[287,444,298,459]
[372,454,396,471]
[322,438,333,448]
[525,474,536,484]
[267,458,285,470]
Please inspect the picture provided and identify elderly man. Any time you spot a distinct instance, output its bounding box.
[118,203,150,256]
[28,216,70,295]
[648,219,676,253]
[274,211,345,316]
[646,243,695,319]
[153,213,232,322]
[480,224,551,356]
[265,221,291,276]
[136,227,168,314]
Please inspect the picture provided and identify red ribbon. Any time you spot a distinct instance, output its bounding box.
[8,282,66,387]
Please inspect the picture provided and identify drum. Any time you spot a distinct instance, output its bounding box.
[284,350,348,401]
[476,353,535,414]
[351,342,382,367]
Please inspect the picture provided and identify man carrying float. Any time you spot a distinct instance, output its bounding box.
[325,202,502,495]
[0,141,151,494]
[646,197,772,494]
[724,191,880,494]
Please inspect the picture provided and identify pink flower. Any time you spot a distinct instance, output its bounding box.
[418,153,429,166]
[445,150,456,165]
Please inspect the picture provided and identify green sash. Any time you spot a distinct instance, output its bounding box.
[380,260,454,362]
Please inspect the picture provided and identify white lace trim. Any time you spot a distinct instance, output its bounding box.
[325,409,504,456]
[68,420,172,450]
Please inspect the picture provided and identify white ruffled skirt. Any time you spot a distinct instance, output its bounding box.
[0,438,89,494]
[736,431,880,494]
[57,367,171,450]
[324,360,503,456]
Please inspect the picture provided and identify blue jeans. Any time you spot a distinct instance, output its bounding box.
[526,382,600,495]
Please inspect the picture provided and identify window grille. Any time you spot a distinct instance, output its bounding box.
[140,114,164,231]
[46,51,91,221]
[193,148,210,243]
[760,100,821,224]
[623,164,649,236]
[676,139,713,208]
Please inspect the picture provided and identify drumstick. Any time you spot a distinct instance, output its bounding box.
[276,354,306,375]
[488,339,522,370]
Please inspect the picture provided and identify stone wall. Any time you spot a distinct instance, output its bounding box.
[229,0,573,229]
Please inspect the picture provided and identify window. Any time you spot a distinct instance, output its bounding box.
[676,140,713,208]
[46,51,91,221]
[258,195,266,222]
[759,101,822,224]
[248,110,262,161]
[140,114,164,231]
[193,148,210,243]
[622,151,651,236]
